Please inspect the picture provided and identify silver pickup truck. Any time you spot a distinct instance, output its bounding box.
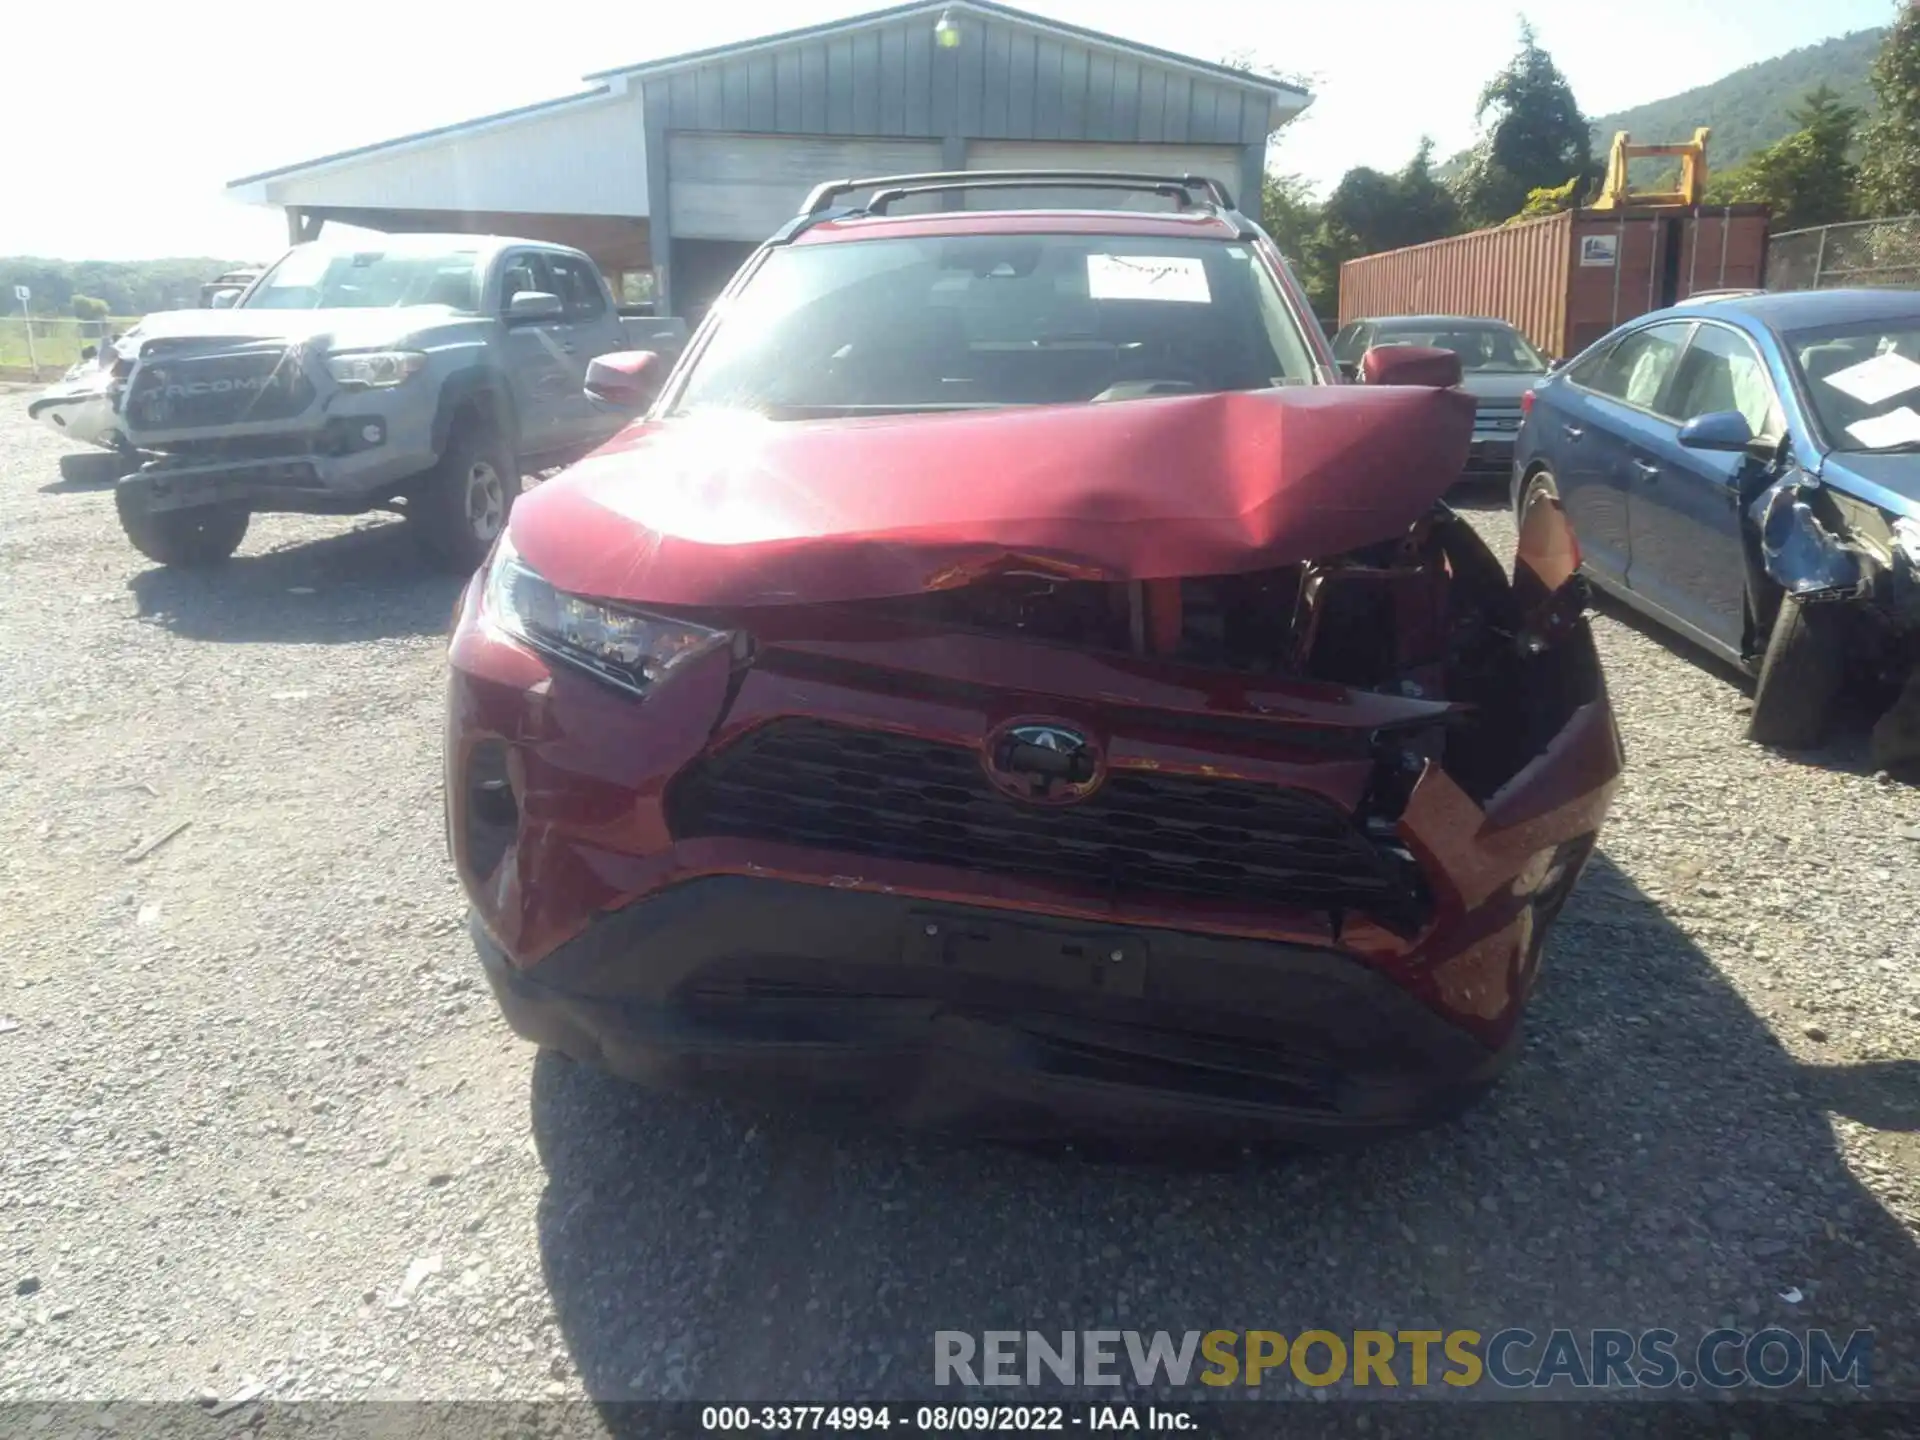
[111,234,677,571]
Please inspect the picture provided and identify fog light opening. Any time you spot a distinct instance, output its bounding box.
[462,740,518,883]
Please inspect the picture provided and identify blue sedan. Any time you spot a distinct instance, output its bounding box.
[1512,288,1920,749]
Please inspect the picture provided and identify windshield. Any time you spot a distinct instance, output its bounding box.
[243,246,482,311]
[1373,324,1546,374]
[668,233,1320,418]
[1788,319,1920,452]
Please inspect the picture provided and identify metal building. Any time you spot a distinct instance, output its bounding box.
[225,0,1308,318]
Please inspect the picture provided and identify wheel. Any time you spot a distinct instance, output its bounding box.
[114,482,249,567]
[409,419,518,573]
[1515,466,1558,530]
[1748,594,1848,749]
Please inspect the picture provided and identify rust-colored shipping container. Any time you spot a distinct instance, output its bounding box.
[1337,204,1769,360]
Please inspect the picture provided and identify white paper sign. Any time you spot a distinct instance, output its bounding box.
[11,284,27,302]
[1086,254,1211,303]
[1845,405,1920,449]
[1821,349,1920,406]
[1579,236,1617,267]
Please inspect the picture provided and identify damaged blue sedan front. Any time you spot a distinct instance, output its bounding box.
[1512,288,1920,762]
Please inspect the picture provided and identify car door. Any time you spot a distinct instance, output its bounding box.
[1543,322,1691,586]
[494,250,568,458]
[1621,321,1782,657]
[540,251,628,449]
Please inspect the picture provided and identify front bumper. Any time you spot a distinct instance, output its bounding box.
[131,422,438,514]
[446,559,1622,1138]
[473,879,1522,1142]
[1463,431,1518,475]
[28,387,120,450]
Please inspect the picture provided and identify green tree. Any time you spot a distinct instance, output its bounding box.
[1260,170,1336,315]
[1707,84,1860,228]
[1858,3,1920,217]
[1453,22,1595,226]
[70,294,110,321]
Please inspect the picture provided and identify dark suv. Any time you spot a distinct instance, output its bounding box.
[445,172,1621,1143]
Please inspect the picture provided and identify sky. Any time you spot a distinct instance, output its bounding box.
[0,0,1899,262]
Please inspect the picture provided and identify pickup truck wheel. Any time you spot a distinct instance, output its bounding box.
[114,484,249,567]
[410,423,518,573]
[1748,594,1848,749]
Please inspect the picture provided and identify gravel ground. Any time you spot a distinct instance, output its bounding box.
[2,401,1918,1416]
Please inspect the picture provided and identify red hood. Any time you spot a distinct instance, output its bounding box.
[510,387,1475,608]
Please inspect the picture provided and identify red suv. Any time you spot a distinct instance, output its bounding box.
[445,172,1622,1143]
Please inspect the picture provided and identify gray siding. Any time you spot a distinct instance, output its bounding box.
[648,16,1280,145]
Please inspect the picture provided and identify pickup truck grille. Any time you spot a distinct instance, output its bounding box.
[126,349,313,431]
[668,719,1428,926]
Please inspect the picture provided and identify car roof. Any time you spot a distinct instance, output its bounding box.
[1356,314,1521,329]
[1666,287,1920,333]
[789,208,1246,245]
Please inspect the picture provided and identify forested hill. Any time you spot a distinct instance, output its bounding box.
[0,257,257,318]
[1586,27,1884,170]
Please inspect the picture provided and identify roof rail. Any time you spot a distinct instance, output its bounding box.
[797,169,1237,218]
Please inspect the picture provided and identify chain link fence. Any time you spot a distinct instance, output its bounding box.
[1767,216,1920,292]
[0,316,142,377]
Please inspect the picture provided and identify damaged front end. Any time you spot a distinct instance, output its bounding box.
[1749,471,1920,758]
[445,386,1622,1137]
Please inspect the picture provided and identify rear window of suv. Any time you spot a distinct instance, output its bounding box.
[668,233,1320,418]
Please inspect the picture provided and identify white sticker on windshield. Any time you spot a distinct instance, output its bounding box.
[1821,349,1920,406]
[1087,254,1211,303]
[1846,405,1920,448]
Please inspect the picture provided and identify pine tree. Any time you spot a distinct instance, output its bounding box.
[1453,22,1595,227]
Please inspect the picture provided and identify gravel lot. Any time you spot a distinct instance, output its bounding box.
[2,399,1918,1415]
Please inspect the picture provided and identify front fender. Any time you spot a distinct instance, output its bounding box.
[1750,477,1867,600]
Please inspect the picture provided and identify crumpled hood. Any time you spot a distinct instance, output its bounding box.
[1822,451,1920,518]
[510,386,1476,608]
[130,304,465,353]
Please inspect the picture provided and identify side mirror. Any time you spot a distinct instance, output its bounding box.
[80,345,98,362]
[209,290,238,309]
[1677,410,1754,452]
[1337,360,1361,382]
[1360,344,1463,389]
[1548,357,1567,371]
[506,291,565,324]
[584,350,665,410]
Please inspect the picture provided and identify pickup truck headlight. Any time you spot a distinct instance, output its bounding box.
[483,533,727,697]
[325,350,427,388]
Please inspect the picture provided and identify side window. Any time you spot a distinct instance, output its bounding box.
[545,254,609,323]
[1332,325,1363,361]
[1584,322,1692,412]
[1668,324,1781,438]
[497,253,550,312]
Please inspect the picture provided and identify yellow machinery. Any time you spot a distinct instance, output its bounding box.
[1591,127,1711,209]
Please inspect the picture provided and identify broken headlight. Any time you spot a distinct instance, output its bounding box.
[483,532,727,697]
[1894,516,1920,571]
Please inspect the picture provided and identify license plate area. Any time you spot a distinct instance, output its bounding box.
[903,911,1147,998]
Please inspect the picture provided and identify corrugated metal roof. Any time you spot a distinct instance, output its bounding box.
[584,0,1309,99]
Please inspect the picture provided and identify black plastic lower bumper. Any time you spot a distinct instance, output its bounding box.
[473,878,1515,1143]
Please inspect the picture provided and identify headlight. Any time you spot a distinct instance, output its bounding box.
[325,350,427,388]
[1894,516,1920,570]
[483,532,727,697]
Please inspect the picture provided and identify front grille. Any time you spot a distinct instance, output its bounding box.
[668,720,1426,926]
[126,348,313,430]
[1474,405,1523,432]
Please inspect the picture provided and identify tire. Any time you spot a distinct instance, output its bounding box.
[409,419,518,573]
[1748,594,1847,749]
[114,482,249,567]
